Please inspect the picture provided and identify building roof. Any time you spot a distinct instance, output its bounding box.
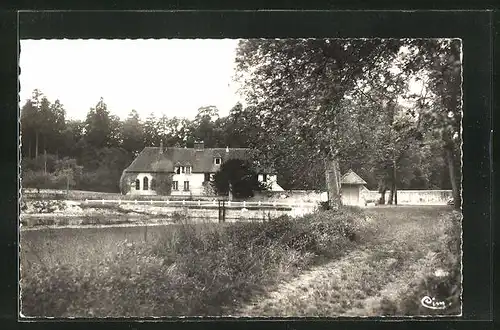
[124,147,275,174]
[341,169,367,185]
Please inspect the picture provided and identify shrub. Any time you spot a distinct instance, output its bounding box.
[31,200,66,213]
[152,172,173,196]
[119,171,136,195]
[21,170,54,191]
[212,159,265,199]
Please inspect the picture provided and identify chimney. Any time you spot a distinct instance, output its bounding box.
[159,140,163,154]
[194,141,204,150]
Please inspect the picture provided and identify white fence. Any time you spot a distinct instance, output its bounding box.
[84,199,318,209]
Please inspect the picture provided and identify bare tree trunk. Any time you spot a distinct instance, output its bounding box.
[325,156,342,210]
[393,159,398,205]
[388,184,394,204]
[388,161,396,205]
[228,182,233,201]
[394,185,398,205]
[445,146,461,210]
[378,180,386,205]
[379,189,386,205]
[35,131,39,160]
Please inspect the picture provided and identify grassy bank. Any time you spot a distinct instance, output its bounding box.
[232,206,460,317]
[20,207,370,317]
[374,209,462,316]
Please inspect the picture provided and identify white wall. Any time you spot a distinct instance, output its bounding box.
[361,189,453,205]
[128,172,287,197]
[258,174,283,191]
[341,185,364,207]
[171,173,205,196]
[129,173,157,196]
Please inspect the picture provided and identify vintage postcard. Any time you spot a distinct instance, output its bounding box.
[19,37,463,318]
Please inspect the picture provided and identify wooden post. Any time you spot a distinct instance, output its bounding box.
[218,200,222,223]
[44,149,47,175]
[66,166,70,196]
[222,200,226,222]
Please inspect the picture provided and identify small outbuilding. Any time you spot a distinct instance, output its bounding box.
[340,169,367,207]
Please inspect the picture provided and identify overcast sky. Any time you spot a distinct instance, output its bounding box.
[19,39,243,121]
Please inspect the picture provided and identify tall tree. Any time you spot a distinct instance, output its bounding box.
[191,106,221,147]
[401,39,462,209]
[84,97,112,148]
[121,110,144,154]
[20,99,38,159]
[143,113,161,147]
[46,99,67,155]
[20,90,67,159]
[61,120,85,157]
[212,158,263,199]
[235,39,402,208]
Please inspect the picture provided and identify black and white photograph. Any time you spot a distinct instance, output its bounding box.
[19,37,463,318]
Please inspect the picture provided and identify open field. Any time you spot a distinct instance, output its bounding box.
[20,205,461,317]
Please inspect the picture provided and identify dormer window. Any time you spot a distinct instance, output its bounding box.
[214,157,222,165]
[175,165,192,174]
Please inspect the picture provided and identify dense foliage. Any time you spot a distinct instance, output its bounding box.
[234,38,462,208]
[211,159,264,199]
[21,39,461,205]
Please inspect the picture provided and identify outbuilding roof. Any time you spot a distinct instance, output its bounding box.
[124,146,275,174]
[341,169,367,185]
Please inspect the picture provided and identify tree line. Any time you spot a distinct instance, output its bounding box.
[234,38,461,209]
[20,38,461,209]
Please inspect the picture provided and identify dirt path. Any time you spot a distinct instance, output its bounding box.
[233,206,451,317]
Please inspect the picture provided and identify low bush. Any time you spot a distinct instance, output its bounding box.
[31,200,67,213]
[21,207,370,317]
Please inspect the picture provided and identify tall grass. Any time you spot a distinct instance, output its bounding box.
[20,207,369,317]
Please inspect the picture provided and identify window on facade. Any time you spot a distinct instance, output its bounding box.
[143,177,149,190]
[204,173,210,182]
[172,181,178,191]
[175,167,181,174]
[184,181,190,191]
[186,166,191,174]
[135,179,140,190]
[181,166,185,174]
[263,174,268,182]
[150,179,156,190]
[214,157,221,165]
